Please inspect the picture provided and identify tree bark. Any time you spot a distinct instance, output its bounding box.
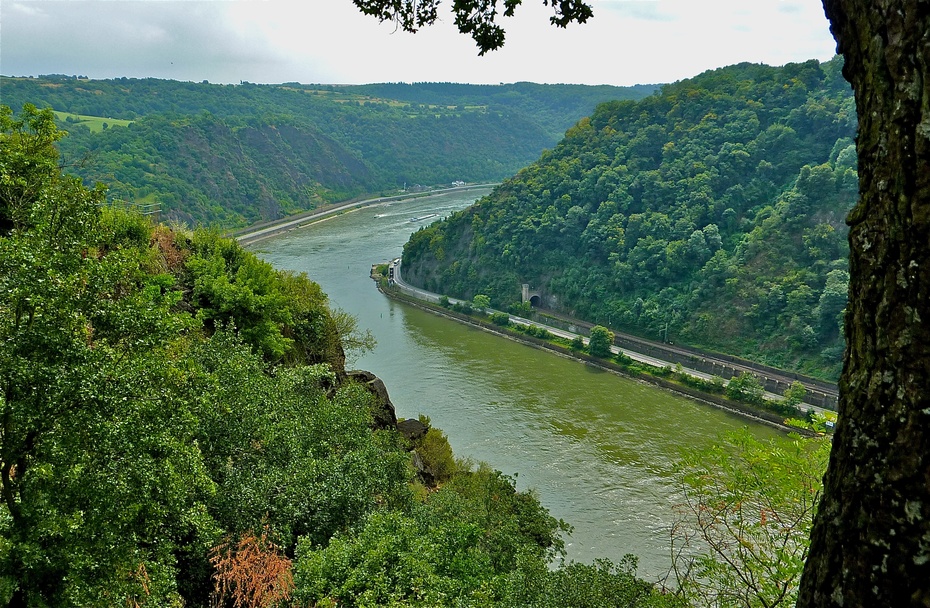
[799,1,930,606]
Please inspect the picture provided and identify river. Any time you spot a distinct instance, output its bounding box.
[252,188,780,579]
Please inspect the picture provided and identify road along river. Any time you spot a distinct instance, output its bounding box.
[250,188,781,579]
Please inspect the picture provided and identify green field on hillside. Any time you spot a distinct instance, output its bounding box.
[54,110,133,132]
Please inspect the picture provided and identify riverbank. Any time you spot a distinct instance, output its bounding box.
[233,184,497,245]
[373,273,821,436]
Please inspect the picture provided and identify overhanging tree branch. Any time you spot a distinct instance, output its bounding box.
[352,0,592,54]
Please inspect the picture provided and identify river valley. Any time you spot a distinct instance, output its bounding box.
[252,188,781,580]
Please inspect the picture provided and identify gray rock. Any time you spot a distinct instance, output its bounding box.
[347,369,398,430]
[396,418,429,441]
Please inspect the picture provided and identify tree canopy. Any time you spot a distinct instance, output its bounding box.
[401,58,854,380]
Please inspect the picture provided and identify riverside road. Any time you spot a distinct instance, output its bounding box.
[388,257,836,415]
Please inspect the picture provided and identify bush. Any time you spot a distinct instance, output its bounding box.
[508,301,532,316]
[725,372,765,404]
[588,325,614,358]
[472,294,491,312]
[451,301,473,315]
[490,312,511,326]
[416,427,457,484]
[652,365,674,378]
[677,373,727,394]
[614,352,634,366]
[503,555,680,608]
[783,381,807,407]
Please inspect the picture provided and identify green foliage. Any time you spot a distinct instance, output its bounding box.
[490,311,512,326]
[350,0,594,55]
[451,300,474,315]
[191,331,410,552]
[185,229,359,367]
[588,325,614,358]
[502,554,683,608]
[671,431,830,608]
[472,293,492,311]
[786,409,837,434]
[614,351,634,366]
[783,380,807,407]
[674,371,727,395]
[515,323,554,340]
[293,465,573,607]
[401,58,855,380]
[0,104,68,233]
[0,106,396,605]
[0,107,213,606]
[295,509,493,607]
[569,335,586,352]
[725,372,765,404]
[414,427,458,484]
[187,231,296,360]
[508,300,533,316]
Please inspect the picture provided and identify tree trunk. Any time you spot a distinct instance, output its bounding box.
[799,1,930,606]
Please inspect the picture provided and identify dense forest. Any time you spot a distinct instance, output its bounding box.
[402,57,855,379]
[1,105,694,607]
[0,76,653,227]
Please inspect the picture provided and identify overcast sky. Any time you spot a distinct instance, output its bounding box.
[1,0,837,87]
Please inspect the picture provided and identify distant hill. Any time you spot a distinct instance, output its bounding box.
[0,76,656,227]
[337,81,659,140]
[401,58,855,380]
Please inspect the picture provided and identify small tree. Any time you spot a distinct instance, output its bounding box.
[588,325,614,358]
[569,335,585,352]
[671,431,830,608]
[783,381,807,408]
[725,372,765,405]
[509,301,533,316]
[490,312,511,326]
[472,293,491,312]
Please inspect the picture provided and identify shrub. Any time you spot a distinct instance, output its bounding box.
[416,427,457,484]
[614,352,634,366]
[472,294,491,312]
[490,312,511,326]
[726,372,765,404]
[588,325,614,358]
[508,301,532,316]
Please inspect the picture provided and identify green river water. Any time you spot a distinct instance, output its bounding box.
[253,188,780,579]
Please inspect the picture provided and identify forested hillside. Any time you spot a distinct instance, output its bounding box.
[0,76,653,227]
[402,57,856,379]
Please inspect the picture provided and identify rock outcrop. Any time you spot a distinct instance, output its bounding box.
[347,369,398,430]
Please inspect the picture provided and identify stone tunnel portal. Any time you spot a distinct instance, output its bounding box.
[522,283,541,308]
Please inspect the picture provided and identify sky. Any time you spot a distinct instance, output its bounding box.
[1,0,838,87]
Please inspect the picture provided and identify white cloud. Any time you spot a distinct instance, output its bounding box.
[1,0,837,85]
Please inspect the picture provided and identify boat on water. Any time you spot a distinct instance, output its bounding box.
[409,213,438,223]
